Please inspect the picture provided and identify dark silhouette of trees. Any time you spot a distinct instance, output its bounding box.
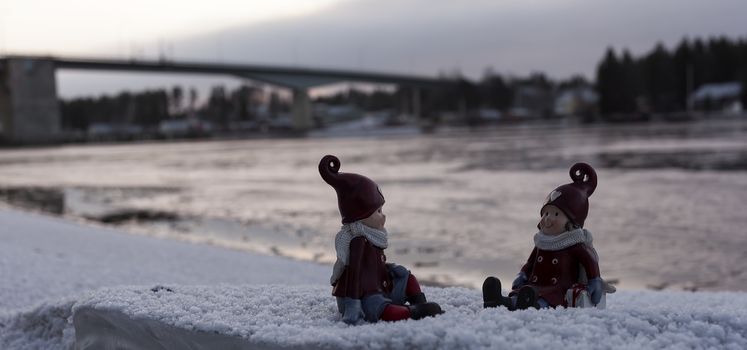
[61,89,168,131]
[479,70,512,110]
[641,43,676,112]
[231,85,260,121]
[596,36,747,117]
[133,90,169,126]
[313,87,396,112]
[268,91,283,118]
[188,88,198,114]
[206,85,229,128]
[596,48,639,117]
[170,86,184,116]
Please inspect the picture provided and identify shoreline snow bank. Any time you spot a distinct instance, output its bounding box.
[0,208,327,349]
[0,208,330,313]
[67,285,747,349]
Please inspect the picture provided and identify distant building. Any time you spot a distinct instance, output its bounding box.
[691,82,743,114]
[554,86,598,118]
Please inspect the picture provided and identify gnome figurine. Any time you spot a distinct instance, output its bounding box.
[319,155,443,324]
[483,163,615,310]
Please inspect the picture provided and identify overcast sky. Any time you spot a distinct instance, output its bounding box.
[2,0,745,97]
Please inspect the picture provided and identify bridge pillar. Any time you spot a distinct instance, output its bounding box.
[291,88,312,131]
[0,58,61,144]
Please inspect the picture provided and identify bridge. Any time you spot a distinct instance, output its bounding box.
[0,55,447,143]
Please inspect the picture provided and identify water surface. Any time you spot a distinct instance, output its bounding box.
[1,118,745,291]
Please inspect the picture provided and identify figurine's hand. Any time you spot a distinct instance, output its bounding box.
[341,298,364,325]
[511,272,528,290]
[587,277,603,305]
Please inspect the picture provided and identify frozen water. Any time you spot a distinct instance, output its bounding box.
[0,119,745,291]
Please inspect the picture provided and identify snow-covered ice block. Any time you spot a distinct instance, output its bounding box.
[70,285,747,350]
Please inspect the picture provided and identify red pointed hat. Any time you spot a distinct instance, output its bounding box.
[319,155,385,224]
[541,163,597,227]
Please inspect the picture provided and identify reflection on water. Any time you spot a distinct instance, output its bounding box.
[0,119,745,291]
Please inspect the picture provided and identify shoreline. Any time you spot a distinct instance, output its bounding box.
[0,206,331,313]
[0,198,713,293]
[1,119,745,293]
[0,198,468,289]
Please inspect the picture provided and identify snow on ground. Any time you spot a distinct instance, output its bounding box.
[0,208,329,312]
[2,208,747,349]
[56,286,747,349]
[0,208,329,348]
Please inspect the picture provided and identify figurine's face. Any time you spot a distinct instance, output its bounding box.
[361,206,386,230]
[539,205,569,236]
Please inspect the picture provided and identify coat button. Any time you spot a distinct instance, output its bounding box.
[537,256,543,263]
[383,281,388,287]
[381,255,385,262]
[531,276,538,282]
[551,278,558,285]
[552,258,559,265]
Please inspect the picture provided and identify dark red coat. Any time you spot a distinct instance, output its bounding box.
[332,236,393,299]
[518,243,600,306]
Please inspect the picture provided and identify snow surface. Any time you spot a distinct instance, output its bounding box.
[2,208,747,349]
[39,285,747,349]
[0,208,329,312]
[0,208,328,349]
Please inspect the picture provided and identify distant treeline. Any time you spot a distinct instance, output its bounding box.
[430,71,572,115]
[62,90,170,130]
[316,36,747,120]
[61,85,289,131]
[597,37,747,115]
[61,36,747,131]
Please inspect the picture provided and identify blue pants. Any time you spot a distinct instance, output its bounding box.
[337,263,410,323]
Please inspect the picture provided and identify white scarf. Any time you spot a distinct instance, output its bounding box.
[534,228,615,292]
[330,221,388,285]
[534,228,594,252]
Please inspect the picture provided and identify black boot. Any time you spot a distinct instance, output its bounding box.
[408,302,443,320]
[515,285,538,310]
[406,292,427,305]
[482,277,511,309]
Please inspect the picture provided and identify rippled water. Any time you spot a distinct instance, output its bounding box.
[0,118,745,291]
